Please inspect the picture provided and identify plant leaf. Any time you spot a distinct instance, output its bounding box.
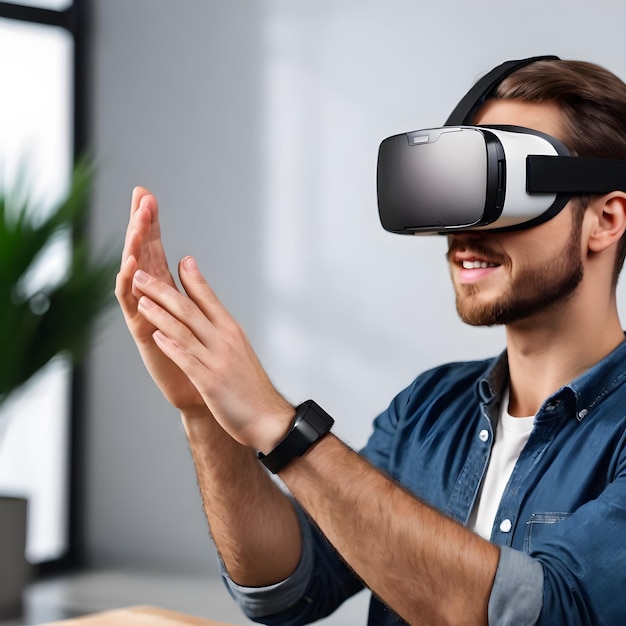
[0,161,119,406]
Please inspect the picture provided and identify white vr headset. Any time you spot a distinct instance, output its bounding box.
[377,55,626,234]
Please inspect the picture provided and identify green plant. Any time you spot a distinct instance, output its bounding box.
[0,162,118,406]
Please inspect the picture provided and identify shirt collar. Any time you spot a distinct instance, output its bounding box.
[477,351,509,405]
[476,334,626,422]
[565,334,626,421]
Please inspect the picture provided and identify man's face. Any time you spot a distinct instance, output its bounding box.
[447,99,585,327]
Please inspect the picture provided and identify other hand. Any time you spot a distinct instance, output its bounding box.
[133,254,295,452]
[116,188,206,411]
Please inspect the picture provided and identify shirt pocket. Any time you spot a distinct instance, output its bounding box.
[524,512,573,553]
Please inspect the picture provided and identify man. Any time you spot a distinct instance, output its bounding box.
[116,57,626,625]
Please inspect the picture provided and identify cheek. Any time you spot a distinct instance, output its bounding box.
[510,248,552,279]
[505,227,567,274]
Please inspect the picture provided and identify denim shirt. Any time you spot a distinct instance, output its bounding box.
[222,339,626,625]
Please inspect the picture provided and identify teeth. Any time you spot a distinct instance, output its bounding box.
[462,260,497,269]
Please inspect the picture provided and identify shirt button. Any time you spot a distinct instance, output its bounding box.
[500,519,512,533]
[479,430,489,442]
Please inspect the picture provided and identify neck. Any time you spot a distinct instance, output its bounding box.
[505,291,623,417]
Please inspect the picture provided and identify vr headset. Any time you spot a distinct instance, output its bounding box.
[377,55,626,234]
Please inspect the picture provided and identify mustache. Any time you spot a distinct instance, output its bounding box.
[446,240,508,265]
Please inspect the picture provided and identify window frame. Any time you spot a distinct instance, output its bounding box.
[0,0,88,574]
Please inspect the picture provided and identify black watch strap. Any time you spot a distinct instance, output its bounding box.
[257,400,334,474]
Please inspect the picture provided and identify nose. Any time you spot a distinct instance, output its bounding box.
[447,231,485,246]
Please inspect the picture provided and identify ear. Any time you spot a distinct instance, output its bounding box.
[586,192,626,254]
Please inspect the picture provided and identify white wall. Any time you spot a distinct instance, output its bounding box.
[85,0,626,577]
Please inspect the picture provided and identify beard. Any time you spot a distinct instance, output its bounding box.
[450,218,584,327]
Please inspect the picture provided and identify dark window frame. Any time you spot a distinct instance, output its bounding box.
[0,0,89,575]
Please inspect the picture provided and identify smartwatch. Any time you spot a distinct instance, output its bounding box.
[257,400,334,473]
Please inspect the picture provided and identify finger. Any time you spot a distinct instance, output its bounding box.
[123,188,161,260]
[131,186,151,216]
[135,267,239,357]
[124,187,154,251]
[122,191,155,266]
[177,256,232,325]
[133,269,214,344]
[149,325,228,427]
[116,255,156,341]
[150,328,210,399]
[137,295,211,369]
[121,205,148,269]
[122,191,174,286]
[116,254,138,307]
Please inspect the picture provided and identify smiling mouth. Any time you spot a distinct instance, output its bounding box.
[461,260,499,269]
[454,256,502,284]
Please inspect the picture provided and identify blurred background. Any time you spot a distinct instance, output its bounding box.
[1,0,626,624]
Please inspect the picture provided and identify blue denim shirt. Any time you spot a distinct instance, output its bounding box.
[223,338,626,625]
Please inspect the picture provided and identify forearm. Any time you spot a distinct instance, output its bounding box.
[182,406,302,587]
[280,434,500,626]
[132,257,498,619]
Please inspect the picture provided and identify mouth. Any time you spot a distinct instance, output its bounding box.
[451,252,503,284]
[461,259,499,270]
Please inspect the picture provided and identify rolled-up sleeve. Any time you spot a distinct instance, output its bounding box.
[489,546,543,625]
[219,502,364,625]
[219,505,315,619]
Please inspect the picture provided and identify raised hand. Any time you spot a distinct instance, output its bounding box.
[132,255,295,452]
[116,188,205,411]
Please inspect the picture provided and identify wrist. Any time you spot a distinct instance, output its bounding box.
[255,404,297,455]
[180,404,224,440]
[180,404,213,420]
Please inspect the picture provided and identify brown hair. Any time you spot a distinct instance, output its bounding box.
[494,59,626,283]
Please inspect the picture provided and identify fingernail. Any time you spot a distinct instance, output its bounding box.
[134,269,149,284]
[138,295,154,310]
[182,256,197,271]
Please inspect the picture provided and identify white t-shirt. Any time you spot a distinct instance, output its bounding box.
[469,387,535,540]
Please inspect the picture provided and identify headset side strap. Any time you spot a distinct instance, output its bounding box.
[527,156,626,194]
